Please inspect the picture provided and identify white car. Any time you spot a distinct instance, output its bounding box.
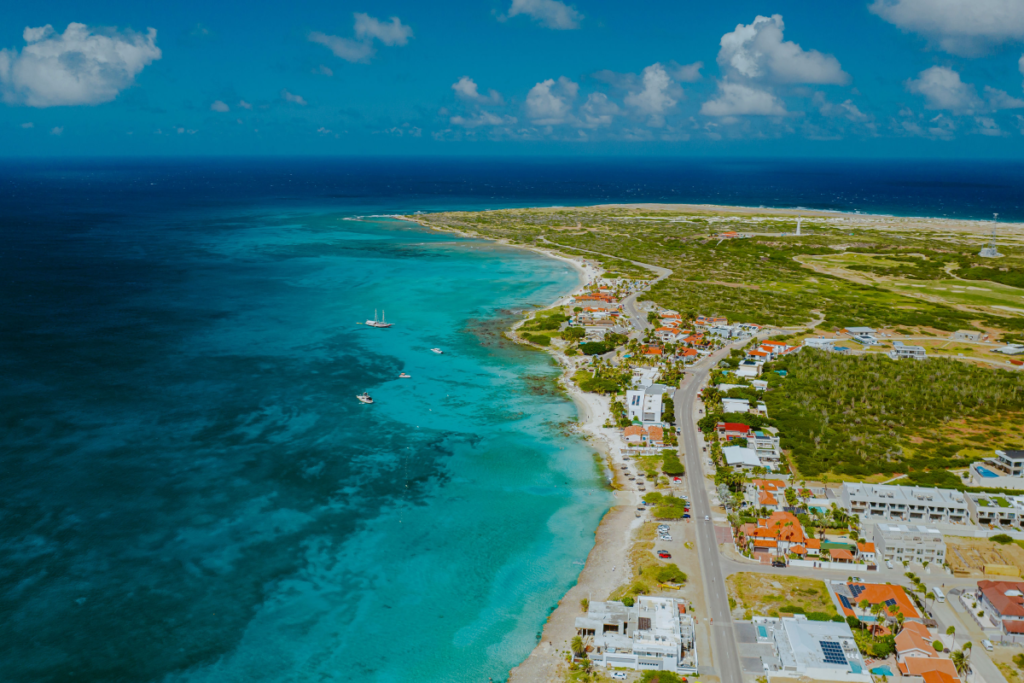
[886,560,893,569]
[611,673,628,681]
[705,515,710,521]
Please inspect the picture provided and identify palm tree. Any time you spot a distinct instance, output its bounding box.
[950,649,967,675]
[859,599,871,615]
[925,591,935,612]
[946,625,956,650]
[571,635,585,658]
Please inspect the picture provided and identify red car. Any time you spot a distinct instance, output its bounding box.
[673,477,682,482]
[657,551,671,559]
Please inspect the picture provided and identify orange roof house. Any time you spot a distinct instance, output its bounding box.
[791,545,807,555]
[759,491,778,506]
[895,622,938,660]
[920,671,960,683]
[679,349,698,358]
[761,340,788,348]
[753,539,778,549]
[830,549,855,561]
[644,346,664,356]
[748,511,807,545]
[840,583,921,620]
[805,538,821,550]
[647,426,664,443]
[857,542,876,554]
[898,657,959,679]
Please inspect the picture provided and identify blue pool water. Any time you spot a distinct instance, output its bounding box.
[872,666,894,676]
[977,465,999,478]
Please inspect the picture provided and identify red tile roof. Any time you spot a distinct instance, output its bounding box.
[858,542,876,553]
[791,545,807,555]
[647,426,664,442]
[718,422,751,434]
[753,539,778,548]
[805,539,821,549]
[624,425,646,437]
[1004,620,1024,634]
[830,549,854,560]
[644,346,664,355]
[978,580,1024,618]
[844,583,920,619]
[759,491,778,506]
[680,349,698,357]
[895,622,937,658]
[920,671,960,683]
[899,657,959,679]
[750,511,806,544]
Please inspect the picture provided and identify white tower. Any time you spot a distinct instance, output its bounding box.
[796,217,802,236]
[979,212,1003,258]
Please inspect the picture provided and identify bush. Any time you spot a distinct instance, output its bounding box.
[561,326,586,341]
[872,636,896,659]
[523,333,551,346]
[992,533,1014,544]
[662,451,685,476]
[622,596,634,607]
[641,672,687,683]
[847,616,861,629]
[933,640,944,652]
[581,341,611,355]
[655,564,687,584]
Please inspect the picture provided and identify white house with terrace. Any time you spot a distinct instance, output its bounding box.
[841,483,970,525]
[576,597,698,674]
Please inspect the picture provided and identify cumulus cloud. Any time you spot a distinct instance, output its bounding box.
[309,13,412,64]
[50,125,62,135]
[353,13,413,46]
[985,85,1024,110]
[313,64,333,76]
[281,89,307,105]
[0,23,161,107]
[813,92,871,122]
[870,0,1024,57]
[670,61,704,83]
[623,63,677,126]
[525,76,578,124]
[700,81,787,117]
[450,111,517,128]
[504,0,582,30]
[238,99,252,109]
[20,121,33,128]
[579,93,620,128]
[905,66,982,113]
[718,15,848,84]
[975,116,1006,136]
[210,100,229,112]
[451,76,503,104]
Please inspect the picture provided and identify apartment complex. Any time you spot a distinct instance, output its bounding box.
[872,523,946,565]
[841,483,969,525]
[576,597,698,673]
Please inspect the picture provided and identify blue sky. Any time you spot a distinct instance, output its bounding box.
[4,0,1024,156]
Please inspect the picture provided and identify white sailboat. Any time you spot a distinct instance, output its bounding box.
[356,392,374,404]
[365,309,393,328]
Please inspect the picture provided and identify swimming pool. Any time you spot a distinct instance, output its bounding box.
[758,625,768,639]
[976,465,999,478]
[871,666,894,676]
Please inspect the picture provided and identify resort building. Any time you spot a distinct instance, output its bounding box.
[972,580,1024,638]
[626,384,668,426]
[970,450,1024,489]
[965,493,1024,529]
[576,597,698,673]
[888,341,927,361]
[752,616,870,682]
[872,523,946,566]
[841,483,969,525]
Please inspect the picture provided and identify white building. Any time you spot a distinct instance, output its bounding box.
[804,337,838,351]
[735,359,762,378]
[995,344,1024,356]
[850,334,880,347]
[626,384,669,425]
[872,523,946,565]
[966,493,1024,530]
[724,445,765,470]
[754,616,870,683]
[970,450,1024,489]
[576,597,698,673]
[841,483,969,525]
[888,340,927,361]
[722,398,750,414]
[632,367,660,389]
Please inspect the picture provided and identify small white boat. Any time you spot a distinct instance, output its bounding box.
[399,372,411,378]
[365,310,393,328]
[356,392,374,404]
[430,348,443,354]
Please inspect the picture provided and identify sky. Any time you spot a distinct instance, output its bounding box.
[5,0,1024,156]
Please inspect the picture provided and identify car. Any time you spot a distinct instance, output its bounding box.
[611,673,628,681]
[682,514,691,518]
[704,515,710,521]
[886,560,893,569]
[772,560,787,568]
[657,551,671,559]
[673,477,682,482]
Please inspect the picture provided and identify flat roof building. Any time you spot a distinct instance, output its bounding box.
[841,483,969,525]
[576,597,697,673]
[889,341,927,361]
[754,616,870,682]
[872,523,945,566]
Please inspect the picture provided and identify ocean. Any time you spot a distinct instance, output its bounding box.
[2,156,1022,683]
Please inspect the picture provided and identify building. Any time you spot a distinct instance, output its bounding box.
[753,616,870,682]
[626,384,669,425]
[895,621,938,661]
[995,344,1024,356]
[984,449,1024,477]
[974,580,1024,637]
[735,359,763,378]
[952,330,982,342]
[965,493,1023,529]
[576,597,698,673]
[841,483,969,525]
[898,657,961,682]
[722,397,750,414]
[741,511,809,555]
[969,451,1024,490]
[842,327,876,336]
[716,422,752,441]
[624,425,664,447]
[850,334,880,346]
[804,337,837,351]
[889,341,927,361]
[872,523,946,566]
[723,445,764,471]
[856,542,877,563]
[833,582,921,621]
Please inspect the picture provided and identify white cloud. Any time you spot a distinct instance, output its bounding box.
[310,13,412,64]
[623,63,677,126]
[0,22,161,107]
[281,90,307,105]
[928,113,956,139]
[525,76,578,124]
[353,13,413,46]
[813,92,871,122]
[904,66,982,113]
[869,0,1024,57]
[313,64,333,76]
[239,100,252,109]
[700,81,787,117]
[450,111,517,128]
[49,125,62,135]
[317,126,332,134]
[1020,53,1024,75]
[451,76,503,104]
[985,85,1024,109]
[718,15,848,84]
[210,100,229,112]
[670,61,703,83]
[309,32,375,63]
[579,93,620,128]
[504,0,582,30]
[20,121,33,128]
[975,116,1006,136]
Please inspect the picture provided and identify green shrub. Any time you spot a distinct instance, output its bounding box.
[655,564,687,584]
[581,341,611,355]
[992,533,1014,544]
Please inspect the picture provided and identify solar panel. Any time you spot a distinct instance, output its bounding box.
[884,598,897,607]
[839,595,852,610]
[820,641,848,666]
[850,584,865,598]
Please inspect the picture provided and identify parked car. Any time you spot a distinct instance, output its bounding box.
[682,514,691,518]
[885,560,893,569]
[611,673,628,681]
[673,477,682,482]
[983,639,993,652]
[704,515,710,521]
[772,560,787,568]
[657,551,671,559]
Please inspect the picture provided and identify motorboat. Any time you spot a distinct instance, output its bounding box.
[430,348,443,354]
[399,373,411,378]
[356,392,374,404]
[365,310,393,328]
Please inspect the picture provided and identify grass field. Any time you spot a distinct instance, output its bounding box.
[726,573,838,620]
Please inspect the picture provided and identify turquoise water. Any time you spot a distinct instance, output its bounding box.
[1,196,612,682]
[871,666,894,675]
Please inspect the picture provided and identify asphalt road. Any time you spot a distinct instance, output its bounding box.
[676,349,744,683]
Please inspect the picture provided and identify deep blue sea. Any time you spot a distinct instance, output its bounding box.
[2,157,1023,683]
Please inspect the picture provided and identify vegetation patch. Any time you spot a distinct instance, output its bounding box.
[726,573,839,620]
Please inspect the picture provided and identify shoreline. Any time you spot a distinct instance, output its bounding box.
[394,213,649,683]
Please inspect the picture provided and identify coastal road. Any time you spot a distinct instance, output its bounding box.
[676,349,744,683]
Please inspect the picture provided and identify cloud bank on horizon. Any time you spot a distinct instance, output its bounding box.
[4,1,1024,152]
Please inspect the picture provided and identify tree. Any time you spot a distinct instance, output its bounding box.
[925,592,935,612]
[933,640,944,653]
[562,326,586,341]
[950,649,967,675]
[858,599,871,614]
[580,598,589,612]
[571,636,585,658]
[946,625,956,649]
